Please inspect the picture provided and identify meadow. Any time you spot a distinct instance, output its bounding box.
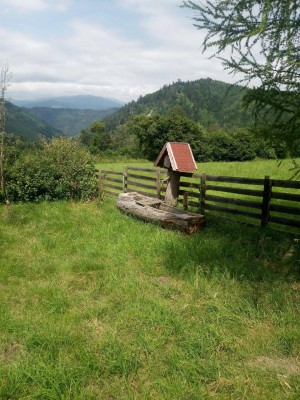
[0,158,299,399]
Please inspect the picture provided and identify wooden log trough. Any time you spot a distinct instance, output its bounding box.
[117,192,206,234]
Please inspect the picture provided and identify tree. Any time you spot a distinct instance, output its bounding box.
[0,65,11,202]
[182,1,300,154]
[79,121,111,154]
[128,112,205,160]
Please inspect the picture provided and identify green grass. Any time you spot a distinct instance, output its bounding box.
[0,199,299,399]
[96,158,300,180]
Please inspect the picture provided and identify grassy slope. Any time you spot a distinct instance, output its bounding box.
[96,158,300,180]
[0,198,299,399]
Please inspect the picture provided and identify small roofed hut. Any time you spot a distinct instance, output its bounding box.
[154,142,197,206]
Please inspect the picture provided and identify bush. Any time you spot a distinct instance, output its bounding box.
[6,137,98,203]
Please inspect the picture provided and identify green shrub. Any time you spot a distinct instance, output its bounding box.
[6,137,98,203]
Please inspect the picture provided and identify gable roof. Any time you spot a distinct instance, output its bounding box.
[154,142,197,172]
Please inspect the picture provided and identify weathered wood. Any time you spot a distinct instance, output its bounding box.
[105,177,123,184]
[270,215,300,228]
[261,176,272,228]
[180,181,200,189]
[200,173,207,215]
[127,188,157,198]
[127,166,165,173]
[205,203,261,219]
[156,171,161,199]
[207,184,263,197]
[270,203,300,215]
[100,170,124,176]
[179,190,199,198]
[127,180,157,191]
[127,173,157,182]
[206,175,264,185]
[272,179,300,189]
[124,166,128,193]
[105,183,123,191]
[117,192,205,234]
[165,170,181,206]
[206,194,262,209]
[271,192,300,202]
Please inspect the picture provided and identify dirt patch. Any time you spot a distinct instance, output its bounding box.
[0,342,26,363]
[249,356,300,376]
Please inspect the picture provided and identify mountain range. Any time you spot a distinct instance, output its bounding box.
[11,95,124,110]
[6,78,252,140]
[103,78,252,132]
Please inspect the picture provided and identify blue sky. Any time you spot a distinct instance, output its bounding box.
[0,0,235,102]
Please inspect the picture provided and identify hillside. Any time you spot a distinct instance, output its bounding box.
[12,95,124,110]
[26,107,118,136]
[5,101,61,140]
[104,78,253,131]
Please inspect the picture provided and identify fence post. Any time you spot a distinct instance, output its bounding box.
[98,169,104,197]
[200,173,207,215]
[156,170,161,199]
[124,166,128,193]
[261,175,272,228]
[183,191,188,210]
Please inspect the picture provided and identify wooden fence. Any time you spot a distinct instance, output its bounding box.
[96,167,300,232]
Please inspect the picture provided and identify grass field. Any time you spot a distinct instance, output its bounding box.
[0,193,299,398]
[96,158,300,180]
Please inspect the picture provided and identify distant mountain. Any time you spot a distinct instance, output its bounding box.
[104,78,253,131]
[6,101,61,140]
[26,107,119,137]
[11,95,124,110]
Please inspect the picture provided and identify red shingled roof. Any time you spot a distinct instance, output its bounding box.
[154,142,197,172]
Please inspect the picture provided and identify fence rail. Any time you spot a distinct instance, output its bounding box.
[96,167,300,232]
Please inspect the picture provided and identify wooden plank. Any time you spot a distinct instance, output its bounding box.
[272,192,300,202]
[127,188,157,198]
[156,170,161,199]
[105,177,123,184]
[180,181,200,189]
[179,190,199,198]
[105,183,123,191]
[124,166,128,193]
[207,184,263,197]
[206,175,264,185]
[261,176,272,228]
[206,194,262,209]
[270,204,300,215]
[205,203,261,219]
[103,190,119,197]
[127,180,157,191]
[127,173,157,182]
[272,179,300,189]
[100,170,124,176]
[188,200,200,208]
[200,173,207,215]
[127,166,165,173]
[270,215,300,228]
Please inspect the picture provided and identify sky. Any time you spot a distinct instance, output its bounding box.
[0,0,237,103]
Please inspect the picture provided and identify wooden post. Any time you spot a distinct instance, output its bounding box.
[98,170,104,198]
[124,166,128,193]
[183,192,188,210]
[261,175,272,228]
[200,173,207,215]
[156,170,161,199]
[164,170,181,206]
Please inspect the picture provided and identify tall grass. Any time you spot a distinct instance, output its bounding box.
[0,199,299,399]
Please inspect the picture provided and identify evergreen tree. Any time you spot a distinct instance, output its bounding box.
[182,0,300,152]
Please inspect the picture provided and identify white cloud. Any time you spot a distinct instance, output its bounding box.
[0,0,71,12]
[2,0,239,102]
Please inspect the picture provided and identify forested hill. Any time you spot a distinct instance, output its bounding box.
[6,101,61,140]
[104,78,252,131]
